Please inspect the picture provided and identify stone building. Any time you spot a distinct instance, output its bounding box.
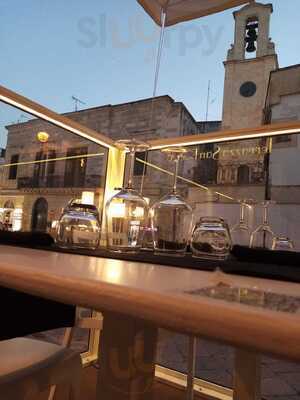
[0,96,203,231]
[265,64,300,202]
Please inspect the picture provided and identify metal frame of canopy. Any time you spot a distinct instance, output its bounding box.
[137,0,251,27]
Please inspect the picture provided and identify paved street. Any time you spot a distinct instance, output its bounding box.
[32,327,300,399]
[157,330,300,400]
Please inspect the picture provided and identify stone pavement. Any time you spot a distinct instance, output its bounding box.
[32,327,300,400]
[157,330,300,400]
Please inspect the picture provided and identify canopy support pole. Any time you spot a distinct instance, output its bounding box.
[152,9,167,99]
[139,8,167,196]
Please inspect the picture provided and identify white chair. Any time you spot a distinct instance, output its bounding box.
[0,337,82,400]
[0,311,103,400]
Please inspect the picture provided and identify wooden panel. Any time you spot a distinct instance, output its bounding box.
[96,311,158,400]
[233,349,261,400]
[37,366,210,400]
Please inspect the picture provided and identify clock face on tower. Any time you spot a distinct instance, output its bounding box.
[240,81,257,97]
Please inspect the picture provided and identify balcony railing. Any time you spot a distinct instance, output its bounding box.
[17,175,104,189]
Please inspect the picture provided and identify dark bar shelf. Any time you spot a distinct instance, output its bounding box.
[0,231,300,284]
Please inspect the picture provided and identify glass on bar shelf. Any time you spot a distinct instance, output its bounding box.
[191,217,232,260]
[56,199,101,250]
[150,147,193,257]
[105,139,150,253]
[142,225,155,251]
[250,200,276,249]
[230,199,254,246]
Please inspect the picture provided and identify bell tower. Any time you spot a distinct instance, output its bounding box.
[222,2,278,130]
[217,2,278,187]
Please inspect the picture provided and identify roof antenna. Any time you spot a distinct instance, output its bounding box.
[204,81,217,132]
[71,96,86,111]
[20,114,30,121]
[205,80,211,124]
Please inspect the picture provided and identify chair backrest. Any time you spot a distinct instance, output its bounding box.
[48,309,103,400]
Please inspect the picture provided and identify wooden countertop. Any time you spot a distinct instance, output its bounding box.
[0,245,300,362]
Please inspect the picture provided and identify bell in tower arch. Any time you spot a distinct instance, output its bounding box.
[245,18,259,53]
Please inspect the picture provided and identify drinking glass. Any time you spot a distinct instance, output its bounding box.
[191,217,232,260]
[230,199,254,246]
[250,200,276,249]
[56,199,101,250]
[272,236,295,251]
[150,147,193,256]
[105,139,150,253]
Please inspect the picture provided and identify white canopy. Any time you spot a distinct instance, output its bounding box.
[137,0,251,26]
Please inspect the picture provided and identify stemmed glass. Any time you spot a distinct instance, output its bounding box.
[150,147,193,256]
[230,199,254,246]
[250,200,276,249]
[105,139,150,253]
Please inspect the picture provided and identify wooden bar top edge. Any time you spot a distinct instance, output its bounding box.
[0,245,300,362]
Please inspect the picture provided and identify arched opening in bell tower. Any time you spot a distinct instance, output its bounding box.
[245,16,259,59]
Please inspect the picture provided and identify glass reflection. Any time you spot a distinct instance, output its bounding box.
[104,263,123,283]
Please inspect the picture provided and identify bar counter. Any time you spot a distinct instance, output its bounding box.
[1,244,300,399]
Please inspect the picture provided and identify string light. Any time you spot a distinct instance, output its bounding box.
[136,157,239,203]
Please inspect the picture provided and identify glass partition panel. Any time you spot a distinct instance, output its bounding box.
[0,101,108,236]
[157,329,188,374]
[195,339,234,389]
[134,135,300,250]
[157,333,234,388]
[138,133,300,394]
[262,357,300,400]
[0,101,108,355]
[2,98,300,392]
